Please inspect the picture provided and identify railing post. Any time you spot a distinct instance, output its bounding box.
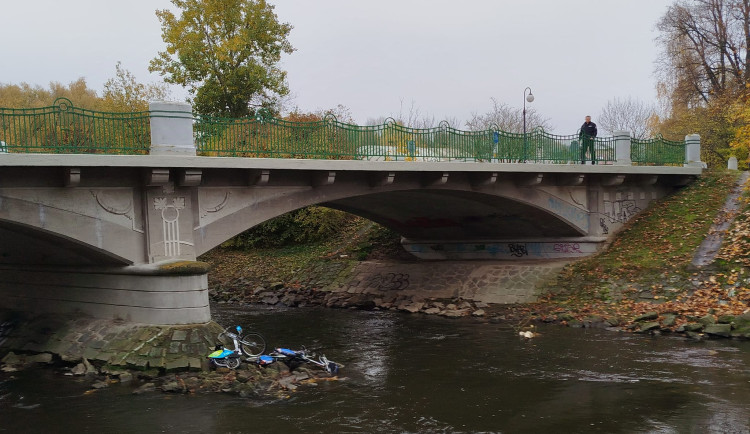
[685,134,703,167]
[149,102,195,156]
[614,130,631,165]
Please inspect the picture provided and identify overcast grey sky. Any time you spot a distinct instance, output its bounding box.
[3,0,674,133]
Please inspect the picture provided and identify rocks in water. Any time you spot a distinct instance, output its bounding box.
[133,382,156,395]
[704,323,732,337]
[698,314,716,327]
[637,322,660,333]
[661,314,677,328]
[582,316,608,329]
[633,312,659,322]
[397,301,424,313]
[91,380,110,389]
[71,358,96,376]
[1,351,54,370]
[160,379,188,393]
[261,295,280,305]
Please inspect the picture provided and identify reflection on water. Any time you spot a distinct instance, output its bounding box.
[3,304,750,433]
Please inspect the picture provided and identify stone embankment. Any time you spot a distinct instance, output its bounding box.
[210,258,569,318]
[537,308,750,341]
[626,311,750,340]
[214,284,492,318]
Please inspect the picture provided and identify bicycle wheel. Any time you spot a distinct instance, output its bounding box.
[225,357,241,369]
[239,332,266,357]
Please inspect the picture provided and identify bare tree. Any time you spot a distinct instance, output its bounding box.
[597,97,656,138]
[654,0,750,166]
[317,104,354,123]
[366,99,441,128]
[656,0,750,110]
[465,97,550,133]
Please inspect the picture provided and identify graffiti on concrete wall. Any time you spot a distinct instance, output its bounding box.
[365,273,410,291]
[599,218,609,235]
[602,191,641,224]
[553,243,582,254]
[507,243,529,257]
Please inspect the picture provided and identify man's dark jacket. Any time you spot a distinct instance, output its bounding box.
[580,121,597,139]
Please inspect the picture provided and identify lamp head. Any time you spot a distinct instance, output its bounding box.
[526,93,535,103]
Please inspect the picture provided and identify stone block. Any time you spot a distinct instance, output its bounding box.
[165,358,190,372]
[704,324,731,337]
[126,356,149,369]
[634,312,659,322]
[638,322,660,332]
[147,357,166,368]
[82,347,100,360]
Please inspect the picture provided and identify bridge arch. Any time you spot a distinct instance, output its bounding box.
[193,180,588,256]
[0,219,131,266]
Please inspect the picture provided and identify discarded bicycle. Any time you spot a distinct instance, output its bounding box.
[257,347,341,375]
[207,325,266,369]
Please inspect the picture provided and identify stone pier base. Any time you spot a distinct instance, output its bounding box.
[0,312,223,371]
[0,262,211,325]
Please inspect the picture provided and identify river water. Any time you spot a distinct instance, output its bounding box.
[3,304,750,433]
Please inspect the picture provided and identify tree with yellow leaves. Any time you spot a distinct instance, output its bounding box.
[149,0,294,117]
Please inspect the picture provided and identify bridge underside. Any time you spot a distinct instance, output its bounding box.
[0,220,128,266]
[326,190,582,240]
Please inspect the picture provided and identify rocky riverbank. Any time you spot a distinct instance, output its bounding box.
[0,312,341,399]
[1,348,341,399]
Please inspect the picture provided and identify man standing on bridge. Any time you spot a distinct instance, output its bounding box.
[579,115,598,164]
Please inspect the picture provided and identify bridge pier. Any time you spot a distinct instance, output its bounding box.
[0,263,210,325]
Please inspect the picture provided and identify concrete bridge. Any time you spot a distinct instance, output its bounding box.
[0,102,704,325]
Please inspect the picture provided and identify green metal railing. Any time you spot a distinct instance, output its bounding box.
[0,98,150,154]
[630,135,686,166]
[0,100,686,166]
[194,114,621,164]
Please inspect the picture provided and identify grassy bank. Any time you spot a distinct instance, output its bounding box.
[531,170,748,330]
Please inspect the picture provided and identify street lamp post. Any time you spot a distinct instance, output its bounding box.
[523,87,534,162]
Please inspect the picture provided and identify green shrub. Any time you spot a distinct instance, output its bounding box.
[224,206,357,249]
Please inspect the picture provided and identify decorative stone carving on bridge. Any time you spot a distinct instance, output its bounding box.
[199,190,230,219]
[147,182,195,262]
[91,190,139,231]
[154,196,186,257]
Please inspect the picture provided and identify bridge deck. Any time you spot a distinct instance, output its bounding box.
[0,153,704,176]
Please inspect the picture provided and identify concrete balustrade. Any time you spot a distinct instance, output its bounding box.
[686,134,703,167]
[728,156,738,170]
[614,130,632,166]
[149,102,195,156]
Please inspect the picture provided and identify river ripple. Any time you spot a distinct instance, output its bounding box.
[2,304,750,433]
